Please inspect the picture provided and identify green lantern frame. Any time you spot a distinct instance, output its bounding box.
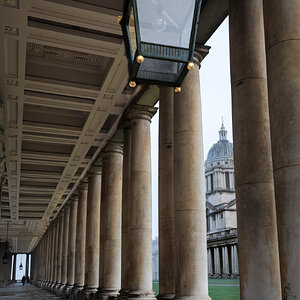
[121,0,202,88]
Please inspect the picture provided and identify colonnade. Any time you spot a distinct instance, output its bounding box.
[28,0,300,299]
[29,46,211,300]
[207,245,239,278]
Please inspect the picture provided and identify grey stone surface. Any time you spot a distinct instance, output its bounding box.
[0,283,60,299]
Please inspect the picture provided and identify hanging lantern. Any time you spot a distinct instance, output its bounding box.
[120,0,202,90]
[19,256,23,270]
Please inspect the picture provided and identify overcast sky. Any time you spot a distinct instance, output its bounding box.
[151,18,232,239]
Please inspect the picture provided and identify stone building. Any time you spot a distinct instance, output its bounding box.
[205,123,239,278]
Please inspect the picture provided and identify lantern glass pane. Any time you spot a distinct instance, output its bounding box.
[136,0,196,48]
[136,57,184,83]
[128,6,137,59]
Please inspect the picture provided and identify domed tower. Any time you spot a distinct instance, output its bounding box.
[205,122,239,278]
[205,122,235,207]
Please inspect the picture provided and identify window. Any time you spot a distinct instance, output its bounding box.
[210,174,214,191]
[225,172,230,189]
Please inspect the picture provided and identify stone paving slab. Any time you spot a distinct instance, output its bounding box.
[0,283,59,299]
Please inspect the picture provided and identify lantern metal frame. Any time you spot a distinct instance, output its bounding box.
[121,0,202,87]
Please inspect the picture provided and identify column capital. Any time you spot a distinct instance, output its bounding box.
[88,164,102,176]
[127,105,157,122]
[70,192,78,202]
[194,44,210,67]
[104,142,123,155]
[79,179,88,191]
[63,202,71,212]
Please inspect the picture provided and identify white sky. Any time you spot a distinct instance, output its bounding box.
[151,18,232,239]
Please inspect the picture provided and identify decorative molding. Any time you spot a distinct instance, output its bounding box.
[8,94,18,100]
[27,42,105,66]
[6,78,18,86]
[2,0,19,9]
[4,25,19,36]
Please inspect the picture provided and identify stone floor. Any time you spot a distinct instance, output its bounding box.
[0,283,59,299]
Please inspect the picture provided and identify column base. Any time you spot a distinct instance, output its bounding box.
[61,283,75,299]
[58,283,67,297]
[50,281,58,293]
[41,280,49,290]
[157,294,175,300]
[53,282,61,296]
[126,290,156,300]
[79,286,99,300]
[117,289,130,300]
[174,296,211,300]
[94,288,119,300]
[70,285,84,300]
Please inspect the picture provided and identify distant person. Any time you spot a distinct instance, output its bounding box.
[26,275,30,283]
[21,275,26,286]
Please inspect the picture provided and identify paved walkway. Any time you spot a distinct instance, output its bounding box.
[0,283,59,299]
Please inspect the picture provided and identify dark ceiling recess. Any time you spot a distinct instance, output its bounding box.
[72,0,123,12]
[100,114,118,133]
[85,146,98,159]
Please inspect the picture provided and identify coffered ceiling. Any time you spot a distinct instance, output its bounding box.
[0,0,228,253]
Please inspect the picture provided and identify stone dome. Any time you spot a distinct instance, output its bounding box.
[206,123,233,163]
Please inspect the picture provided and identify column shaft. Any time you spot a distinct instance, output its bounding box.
[100,157,108,289]
[98,144,123,298]
[73,182,88,294]
[59,205,70,293]
[55,213,64,294]
[158,87,175,299]
[127,105,157,299]
[63,197,78,297]
[263,0,300,297]
[25,254,29,278]
[173,49,210,300]
[120,123,131,295]
[229,0,282,298]
[12,254,16,282]
[83,166,102,296]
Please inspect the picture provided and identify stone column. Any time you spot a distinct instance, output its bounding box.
[99,156,108,291]
[49,223,56,289]
[96,144,123,299]
[82,164,102,299]
[119,122,131,298]
[44,227,53,289]
[229,0,282,298]
[233,245,239,275]
[126,105,157,300]
[50,220,59,292]
[231,245,235,275]
[173,48,210,300]
[62,196,78,298]
[12,254,17,283]
[25,254,29,279]
[55,212,64,295]
[72,181,88,298]
[222,247,229,277]
[214,248,221,277]
[158,87,175,300]
[59,204,70,295]
[207,249,213,276]
[263,0,300,298]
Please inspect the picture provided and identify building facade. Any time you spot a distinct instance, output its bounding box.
[205,123,239,278]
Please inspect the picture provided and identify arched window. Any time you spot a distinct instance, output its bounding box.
[210,174,214,191]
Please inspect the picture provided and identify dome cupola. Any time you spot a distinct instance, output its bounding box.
[205,121,233,165]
